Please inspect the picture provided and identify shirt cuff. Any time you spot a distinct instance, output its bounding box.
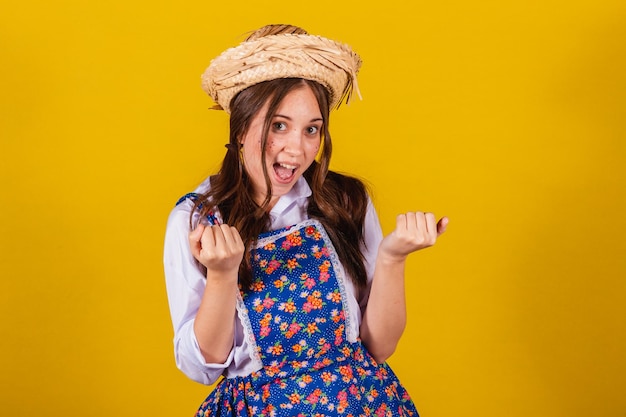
[174,320,236,385]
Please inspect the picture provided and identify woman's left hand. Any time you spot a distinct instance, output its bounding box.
[378,212,449,263]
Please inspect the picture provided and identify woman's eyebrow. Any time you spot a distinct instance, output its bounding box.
[274,114,323,123]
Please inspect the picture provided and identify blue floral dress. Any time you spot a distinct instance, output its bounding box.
[195,218,419,416]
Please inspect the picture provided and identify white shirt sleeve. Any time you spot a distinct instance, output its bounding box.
[163,198,236,385]
[333,195,384,340]
[357,197,384,313]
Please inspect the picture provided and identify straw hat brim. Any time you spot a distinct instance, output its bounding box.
[201,33,362,114]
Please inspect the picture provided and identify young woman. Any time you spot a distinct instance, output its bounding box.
[164,24,448,416]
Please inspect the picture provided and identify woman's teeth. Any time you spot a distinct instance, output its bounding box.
[274,163,296,180]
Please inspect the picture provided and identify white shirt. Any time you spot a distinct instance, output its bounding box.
[163,176,383,385]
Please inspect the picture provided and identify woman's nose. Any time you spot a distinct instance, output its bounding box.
[283,130,304,155]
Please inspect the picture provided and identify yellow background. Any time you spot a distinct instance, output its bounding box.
[1,0,625,416]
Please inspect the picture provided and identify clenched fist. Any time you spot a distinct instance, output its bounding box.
[189,223,245,274]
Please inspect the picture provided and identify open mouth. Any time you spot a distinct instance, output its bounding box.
[273,162,297,182]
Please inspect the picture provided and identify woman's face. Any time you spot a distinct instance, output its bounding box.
[241,85,322,208]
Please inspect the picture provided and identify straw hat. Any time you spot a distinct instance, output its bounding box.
[201,25,362,114]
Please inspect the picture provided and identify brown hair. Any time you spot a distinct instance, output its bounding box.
[193,25,369,289]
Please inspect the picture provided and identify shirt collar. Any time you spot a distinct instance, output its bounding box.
[269,176,312,217]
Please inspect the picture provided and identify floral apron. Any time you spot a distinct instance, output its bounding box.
[194,218,419,417]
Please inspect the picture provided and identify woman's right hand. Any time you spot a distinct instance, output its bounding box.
[189,223,245,274]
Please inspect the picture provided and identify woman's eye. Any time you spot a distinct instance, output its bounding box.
[307,126,320,135]
[272,122,287,131]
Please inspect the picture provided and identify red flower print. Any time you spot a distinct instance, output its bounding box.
[262,296,275,309]
[375,367,388,381]
[286,258,300,271]
[316,341,331,357]
[236,400,245,411]
[261,404,275,416]
[279,299,297,313]
[342,345,352,358]
[251,280,265,292]
[305,322,319,335]
[374,403,388,417]
[334,324,345,345]
[265,363,281,377]
[339,365,354,382]
[327,289,342,303]
[331,309,345,323]
[274,278,286,290]
[288,392,302,404]
[269,259,281,270]
[306,391,320,405]
[288,322,302,334]
[303,277,316,289]
[302,292,324,313]
[311,245,323,259]
[385,385,396,398]
[259,326,270,337]
[260,312,272,326]
[285,321,302,339]
[367,388,379,402]
[252,298,263,313]
[319,260,331,273]
[321,371,336,385]
[286,231,303,246]
[267,343,283,356]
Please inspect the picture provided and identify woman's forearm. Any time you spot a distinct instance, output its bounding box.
[360,255,408,363]
[193,271,239,364]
